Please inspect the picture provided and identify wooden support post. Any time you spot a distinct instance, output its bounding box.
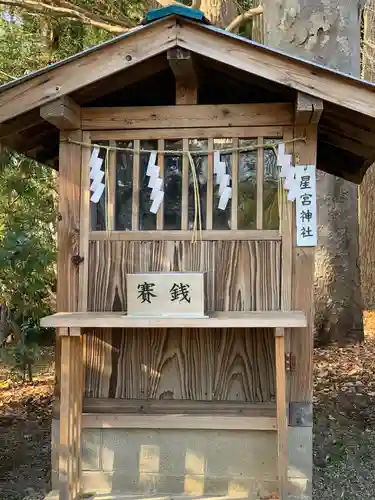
[256,137,264,230]
[40,96,81,130]
[182,138,189,230]
[157,139,165,230]
[206,138,214,230]
[290,124,317,403]
[107,141,116,231]
[59,328,83,500]
[168,48,198,105]
[132,139,141,231]
[295,92,323,125]
[231,138,239,230]
[287,124,317,499]
[78,132,91,313]
[56,130,82,396]
[55,131,84,499]
[275,327,288,499]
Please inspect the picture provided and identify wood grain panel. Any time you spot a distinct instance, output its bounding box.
[84,328,275,402]
[87,240,281,312]
[84,328,114,398]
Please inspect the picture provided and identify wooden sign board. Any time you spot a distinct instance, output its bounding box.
[126,272,207,318]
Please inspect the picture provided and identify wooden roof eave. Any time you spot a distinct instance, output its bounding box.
[2,15,375,124]
[1,14,375,182]
[0,16,178,124]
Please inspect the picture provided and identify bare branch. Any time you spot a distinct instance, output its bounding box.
[0,69,17,80]
[0,0,133,33]
[190,0,201,9]
[225,5,263,32]
[53,0,134,28]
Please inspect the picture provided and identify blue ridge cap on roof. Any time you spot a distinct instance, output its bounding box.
[143,5,210,24]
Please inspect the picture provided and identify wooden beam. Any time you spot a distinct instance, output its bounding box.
[168,48,198,105]
[82,414,277,430]
[90,126,284,141]
[88,229,281,241]
[40,97,81,130]
[54,398,277,416]
[295,92,323,125]
[0,18,177,123]
[40,310,307,329]
[82,103,294,130]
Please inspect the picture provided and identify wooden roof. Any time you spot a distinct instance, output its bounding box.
[1,10,375,183]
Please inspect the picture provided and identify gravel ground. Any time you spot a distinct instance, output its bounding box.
[2,333,375,500]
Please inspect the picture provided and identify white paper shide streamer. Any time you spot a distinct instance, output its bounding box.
[214,151,232,210]
[146,151,164,214]
[89,146,105,203]
[277,143,297,201]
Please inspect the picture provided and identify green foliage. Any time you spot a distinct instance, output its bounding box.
[0,319,41,381]
[0,151,56,324]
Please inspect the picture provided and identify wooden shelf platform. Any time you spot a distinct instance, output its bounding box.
[40,310,306,329]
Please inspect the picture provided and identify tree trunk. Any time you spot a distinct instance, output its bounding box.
[200,0,237,27]
[360,2,375,310]
[263,0,364,344]
[0,305,6,345]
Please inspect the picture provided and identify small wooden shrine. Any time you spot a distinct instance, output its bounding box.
[1,6,375,500]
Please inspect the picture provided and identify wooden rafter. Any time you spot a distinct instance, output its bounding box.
[0,109,42,141]
[295,91,323,125]
[40,96,81,130]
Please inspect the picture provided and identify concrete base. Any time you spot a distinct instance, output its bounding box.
[51,419,312,500]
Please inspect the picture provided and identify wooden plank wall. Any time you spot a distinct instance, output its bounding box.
[84,327,275,402]
[83,239,280,402]
[87,240,281,312]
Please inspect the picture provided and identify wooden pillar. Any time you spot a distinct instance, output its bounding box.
[280,94,320,498]
[288,94,320,498]
[40,98,84,499]
[40,97,83,396]
[275,327,287,500]
[291,94,321,404]
[290,122,317,404]
[59,328,83,500]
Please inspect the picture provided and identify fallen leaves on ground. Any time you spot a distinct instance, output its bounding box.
[0,350,54,500]
[3,333,375,499]
[314,333,375,499]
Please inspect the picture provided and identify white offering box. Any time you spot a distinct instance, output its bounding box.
[126,272,207,318]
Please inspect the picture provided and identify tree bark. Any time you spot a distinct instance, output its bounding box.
[200,0,237,27]
[263,0,364,344]
[360,2,375,310]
